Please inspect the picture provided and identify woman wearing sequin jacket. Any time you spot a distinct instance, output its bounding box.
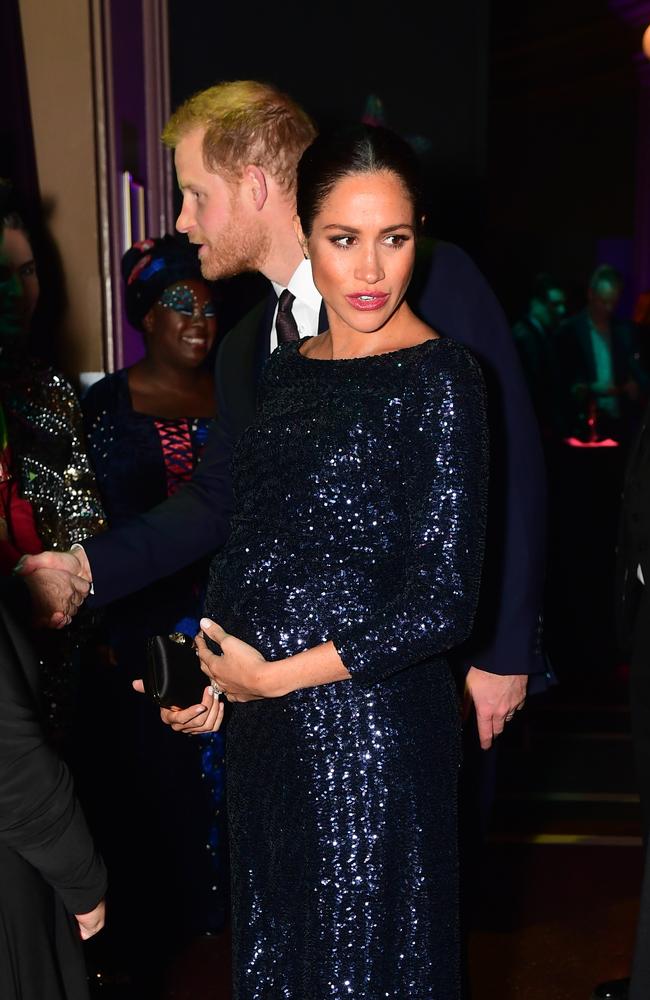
[0,198,105,747]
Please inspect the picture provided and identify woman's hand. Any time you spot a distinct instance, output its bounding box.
[196,618,273,702]
[132,677,225,735]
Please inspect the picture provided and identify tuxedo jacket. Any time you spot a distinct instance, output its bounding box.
[615,401,650,652]
[0,579,107,915]
[512,316,562,438]
[85,239,549,681]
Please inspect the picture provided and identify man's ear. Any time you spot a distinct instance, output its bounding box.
[244,164,268,211]
[293,215,309,259]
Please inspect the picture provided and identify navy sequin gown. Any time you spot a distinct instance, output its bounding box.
[205,336,488,999]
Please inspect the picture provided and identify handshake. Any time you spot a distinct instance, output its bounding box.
[15,547,93,629]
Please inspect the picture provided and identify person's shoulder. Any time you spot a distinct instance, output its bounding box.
[82,369,125,403]
[557,311,585,338]
[512,318,531,339]
[416,336,484,386]
[427,238,487,278]
[81,369,128,419]
[405,339,485,425]
[217,296,269,362]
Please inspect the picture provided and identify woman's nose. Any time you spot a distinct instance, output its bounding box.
[355,248,384,284]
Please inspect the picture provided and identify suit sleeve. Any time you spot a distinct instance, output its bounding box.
[0,581,107,914]
[333,348,488,684]
[416,242,550,680]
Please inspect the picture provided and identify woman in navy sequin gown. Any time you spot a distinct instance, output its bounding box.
[188,126,488,998]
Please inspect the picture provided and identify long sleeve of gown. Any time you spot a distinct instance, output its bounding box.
[332,346,489,686]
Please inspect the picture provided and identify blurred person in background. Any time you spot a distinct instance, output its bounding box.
[557,264,647,447]
[0,180,105,749]
[512,271,567,445]
[79,235,226,997]
[0,214,105,1000]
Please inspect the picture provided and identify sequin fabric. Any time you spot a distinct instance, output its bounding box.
[0,358,106,550]
[0,357,106,735]
[206,336,488,999]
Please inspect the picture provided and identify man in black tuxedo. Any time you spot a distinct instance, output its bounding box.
[21,79,550,748]
[512,271,567,443]
[0,572,106,998]
[591,401,650,1000]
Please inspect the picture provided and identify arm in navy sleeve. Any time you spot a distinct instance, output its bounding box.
[333,346,489,684]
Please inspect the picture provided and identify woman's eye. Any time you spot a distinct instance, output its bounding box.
[18,261,36,278]
[203,304,216,318]
[385,234,409,248]
[330,235,355,248]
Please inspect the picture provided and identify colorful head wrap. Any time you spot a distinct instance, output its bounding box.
[122,234,204,331]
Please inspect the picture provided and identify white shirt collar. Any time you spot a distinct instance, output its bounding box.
[271,258,321,313]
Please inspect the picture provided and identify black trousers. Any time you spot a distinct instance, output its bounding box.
[630,581,650,842]
[627,582,650,997]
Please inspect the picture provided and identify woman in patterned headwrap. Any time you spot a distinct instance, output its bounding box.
[79,234,227,994]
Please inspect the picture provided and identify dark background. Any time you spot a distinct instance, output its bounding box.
[1,1,642,342]
[168,0,642,323]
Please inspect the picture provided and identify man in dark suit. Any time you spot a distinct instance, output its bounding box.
[591,401,650,1000]
[556,264,647,445]
[512,271,567,443]
[0,572,106,998]
[20,79,550,748]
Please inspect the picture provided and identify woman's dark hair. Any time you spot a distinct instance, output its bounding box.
[296,123,425,237]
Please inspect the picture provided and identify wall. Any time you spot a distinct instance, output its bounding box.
[18,0,104,377]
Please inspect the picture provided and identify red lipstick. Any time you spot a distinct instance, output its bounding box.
[345,293,390,311]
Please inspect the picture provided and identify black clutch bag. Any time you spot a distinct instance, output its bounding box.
[144,632,208,709]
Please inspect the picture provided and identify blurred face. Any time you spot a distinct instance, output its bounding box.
[535,287,567,329]
[546,288,567,325]
[0,246,23,343]
[588,280,621,326]
[174,127,270,280]
[302,170,416,335]
[143,279,217,368]
[1,226,39,329]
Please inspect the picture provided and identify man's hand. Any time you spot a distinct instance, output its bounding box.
[21,567,90,629]
[464,667,527,750]
[16,546,92,583]
[75,898,106,940]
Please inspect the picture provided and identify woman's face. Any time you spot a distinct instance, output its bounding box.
[1,226,39,331]
[304,170,416,335]
[144,279,217,368]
